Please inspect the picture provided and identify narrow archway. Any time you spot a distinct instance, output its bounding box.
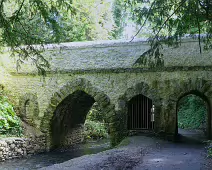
[128,94,154,131]
[176,91,211,141]
[51,90,95,148]
[114,82,161,146]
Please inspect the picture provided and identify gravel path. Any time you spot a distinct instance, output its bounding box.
[40,136,212,170]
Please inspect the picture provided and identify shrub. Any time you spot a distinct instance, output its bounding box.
[0,96,22,136]
[178,95,206,130]
[84,120,108,140]
[206,140,212,158]
[86,102,106,122]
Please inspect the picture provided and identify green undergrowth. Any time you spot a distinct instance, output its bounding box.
[0,95,22,137]
[178,94,206,130]
[84,120,108,140]
[206,140,212,158]
[84,103,109,140]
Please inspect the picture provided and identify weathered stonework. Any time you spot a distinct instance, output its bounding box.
[19,93,39,127]
[62,124,84,147]
[39,78,114,149]
[167,78,212,138]
[112,81,162,144]
[0,135,46,162]
[0,39,212,149]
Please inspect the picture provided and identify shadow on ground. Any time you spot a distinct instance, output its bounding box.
[176,128,207,144]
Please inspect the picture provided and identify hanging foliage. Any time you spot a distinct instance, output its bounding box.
[0,0,115,75]
[113,0,212,67]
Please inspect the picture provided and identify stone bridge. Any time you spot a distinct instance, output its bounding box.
[1,39,212,149]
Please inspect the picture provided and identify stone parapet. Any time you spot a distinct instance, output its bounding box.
[1,39,211,75]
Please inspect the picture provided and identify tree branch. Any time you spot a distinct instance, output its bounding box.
[152,0,187,43]
[13,0,25,21]
[130,0,156,42]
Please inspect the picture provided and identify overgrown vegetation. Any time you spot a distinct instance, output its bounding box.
[207,141,212,157]
[84,120,108,140]
[0,95,22,136]
[86,103,106,122]
[112,0,126,39]
[84,103,109,140]
[177,94,206,130]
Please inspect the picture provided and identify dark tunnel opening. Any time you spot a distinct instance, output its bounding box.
[51,90,95,148]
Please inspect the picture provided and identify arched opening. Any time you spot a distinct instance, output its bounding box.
[24,100,30,116]
[23,99,33,124]
[51,90,95,148]
[128,94,154,131]
[176,91,211,141]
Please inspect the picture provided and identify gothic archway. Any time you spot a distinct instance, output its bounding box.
[169,78,212,139]
[176,91,210,140]
[112,82,161,145]
[51,90,95,147]
[40,78,113,149]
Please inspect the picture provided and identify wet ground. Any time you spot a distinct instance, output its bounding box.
[41,129,212,170]
[1,129,211,170]
[0,139,110,170]
[178,128,206,143]
[134,129,211,169]
[135,139,208,170]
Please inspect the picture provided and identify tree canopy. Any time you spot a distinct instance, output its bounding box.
[0,0,115,75]
[112,0,212,67]
[0,0,74,75]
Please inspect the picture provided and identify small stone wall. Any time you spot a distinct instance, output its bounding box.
[62,125,84,147]
[0,135,46,161]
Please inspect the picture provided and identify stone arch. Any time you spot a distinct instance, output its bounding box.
[40,78,113,149]
[111,82,161,145]
[19,93,39,126]
[169,78,212,139]
[169,78,212,103]
[118,82,161,109]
